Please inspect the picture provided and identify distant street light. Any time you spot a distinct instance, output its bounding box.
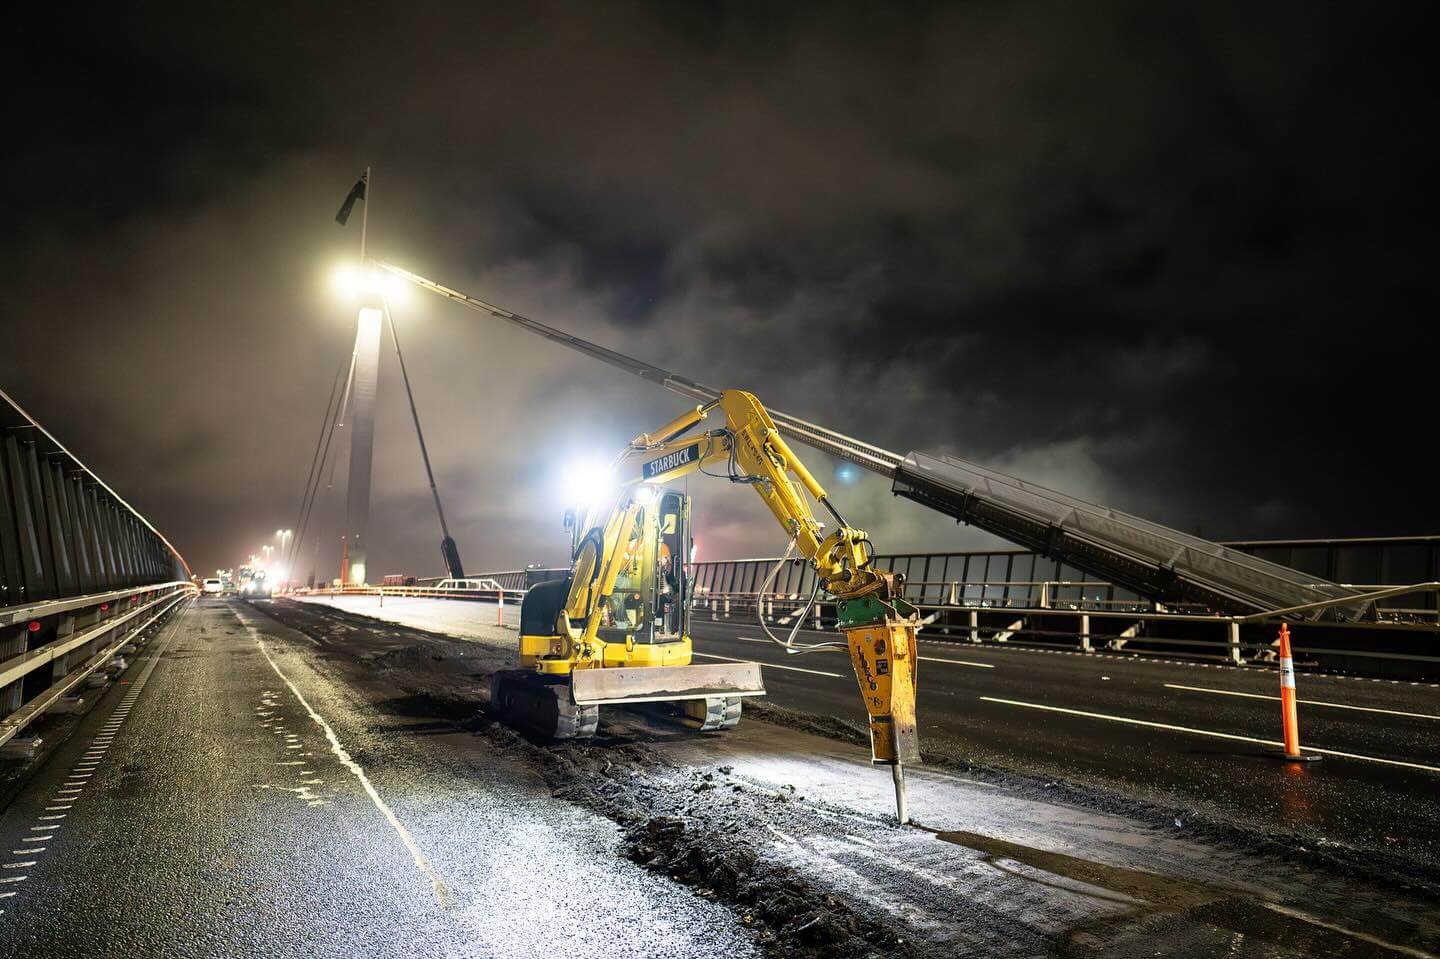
[274,529,294,591]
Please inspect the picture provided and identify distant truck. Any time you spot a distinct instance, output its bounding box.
[382,574,418,587]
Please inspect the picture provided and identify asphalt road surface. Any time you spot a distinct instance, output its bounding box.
[688,615,1440,868]
[0,599,754,959]
[8,593,1439,957]
[294,593,1440,873]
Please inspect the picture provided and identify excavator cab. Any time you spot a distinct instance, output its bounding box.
[495,486,765,739]
[599,489,687,645]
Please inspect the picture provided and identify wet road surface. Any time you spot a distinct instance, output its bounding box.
[284,593,1440,957]
[0,599,755,959]
[299,592,1440,873]
[686,616,1440,870]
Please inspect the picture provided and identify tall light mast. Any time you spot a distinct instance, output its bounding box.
[341,300,382,586]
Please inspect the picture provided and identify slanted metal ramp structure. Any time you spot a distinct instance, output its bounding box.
[891,451,1367,621]
[377,259,1368,623]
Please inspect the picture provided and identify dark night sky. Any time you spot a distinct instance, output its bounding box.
[4,3,1436,580]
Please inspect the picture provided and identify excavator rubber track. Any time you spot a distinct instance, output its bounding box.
[489,670,599,739]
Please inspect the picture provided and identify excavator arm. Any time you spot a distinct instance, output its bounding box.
[595,390,923,820]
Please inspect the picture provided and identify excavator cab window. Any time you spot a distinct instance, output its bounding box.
[596,488,689,646]
[656,491,687,639]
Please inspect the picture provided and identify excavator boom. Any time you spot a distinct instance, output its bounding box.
[613,391,924,821]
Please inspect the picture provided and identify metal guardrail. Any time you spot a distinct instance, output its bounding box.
[2,385,195,752]
[1,582,193,750]
[693,580,1440,674]
[292,584,521,604]
[691,539,1440,623]
[2,387,191,606]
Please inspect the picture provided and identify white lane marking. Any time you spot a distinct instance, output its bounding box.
[27,828,52,833]
[919,656,994,669]
[2,862,35,869]
[692,651,843,678]
[38,815,66,821]
[251,631,454,910]
[0,877,27,884]
[980,697,1440,773]
[13,849,44,855]
[45,806,73,812]
[728,633,992,668]
[1262,902,1438,959]
[1163,683,1440,721]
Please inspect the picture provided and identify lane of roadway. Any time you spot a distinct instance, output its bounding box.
[688,617,1440,865]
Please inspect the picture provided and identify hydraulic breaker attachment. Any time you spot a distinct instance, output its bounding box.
[839,597,921,824]
[569,662,765,707]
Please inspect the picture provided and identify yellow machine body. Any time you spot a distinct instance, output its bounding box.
[495,390,921,819]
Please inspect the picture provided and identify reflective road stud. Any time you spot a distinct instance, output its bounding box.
[1277,624,1321,763]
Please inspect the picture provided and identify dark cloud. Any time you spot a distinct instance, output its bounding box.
[5,2,1436,580]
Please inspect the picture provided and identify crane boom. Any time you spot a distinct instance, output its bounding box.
[377,258,1366,622]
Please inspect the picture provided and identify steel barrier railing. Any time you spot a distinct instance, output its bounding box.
[291,584,521,603]
[3,385,195,753]
[2,387,191,607]
[692,581,1440,674]
[1,582,193,751]
[297,576,1440,675]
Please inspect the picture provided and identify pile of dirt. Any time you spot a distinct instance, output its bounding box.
[483,721,922,959]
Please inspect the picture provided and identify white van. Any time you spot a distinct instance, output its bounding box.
[203,578,223,595]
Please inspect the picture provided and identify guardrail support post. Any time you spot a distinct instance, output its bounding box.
[1039,582,1049,610]
[813,602,822,629]
[51,613,76,675]
[1079,613,1091,652]
[948,581,958,605]
[2,624,27,713]
[968,609,979,644]
[723,597,730,619]
[1227,621,1243,664]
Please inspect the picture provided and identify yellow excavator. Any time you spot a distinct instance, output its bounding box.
[490,389,923,819]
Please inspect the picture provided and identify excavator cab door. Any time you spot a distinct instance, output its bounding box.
[654,490,690,640]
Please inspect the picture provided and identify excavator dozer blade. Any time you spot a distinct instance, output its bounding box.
[570,662,766,707]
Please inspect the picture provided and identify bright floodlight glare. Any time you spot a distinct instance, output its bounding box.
[331,263,363,297]
[379,270,406,302]
[330,263,404,301]
[562,460,613,510]
[632,485,657,506]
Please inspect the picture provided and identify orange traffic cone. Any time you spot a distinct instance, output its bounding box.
[1276,624,1321,762]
